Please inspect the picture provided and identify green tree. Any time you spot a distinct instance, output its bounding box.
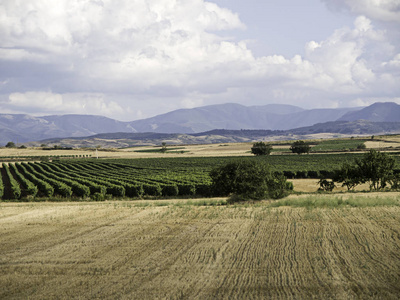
[210,160,291,202]
[355,149,396,190]
[318,179,336,192]
[333,163,363,191]
[161,142,167,153]
[251,141,272,156]
[5,141,16,148]
[333,149,396,191]
[290,140,311,155]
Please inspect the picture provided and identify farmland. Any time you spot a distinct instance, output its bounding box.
[1,153,400,200]
[1,137,400,298]
[1,197,400,299]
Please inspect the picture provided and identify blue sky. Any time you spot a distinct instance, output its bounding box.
[0,0,399,121]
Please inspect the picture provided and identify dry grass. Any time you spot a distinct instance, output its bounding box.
[1,199,400,299]
[290,179,374,193]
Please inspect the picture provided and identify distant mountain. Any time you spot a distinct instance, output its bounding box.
[0,114,135,144]
[1,102,400,145]
[339,102,400,122]
[127,103,357,133]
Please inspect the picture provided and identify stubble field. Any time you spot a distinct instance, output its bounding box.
[1,196,400,299]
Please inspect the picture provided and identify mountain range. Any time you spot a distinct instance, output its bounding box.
[1,102,400,145]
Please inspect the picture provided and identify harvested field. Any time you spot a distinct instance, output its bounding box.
[1,198,400,299]
[290,179,372,193]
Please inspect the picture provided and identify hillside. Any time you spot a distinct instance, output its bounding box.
[339,102,400,122]
[34,120,400,148]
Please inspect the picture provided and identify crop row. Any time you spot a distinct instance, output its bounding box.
[1,153,399,200]
[0,160,213,200]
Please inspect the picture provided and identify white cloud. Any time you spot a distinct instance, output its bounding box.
[322,0,400,23]
[0,0,399,120]
[7,91,124,117]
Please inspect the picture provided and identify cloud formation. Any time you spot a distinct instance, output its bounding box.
[0,0,399,120]
[322,0,400,23]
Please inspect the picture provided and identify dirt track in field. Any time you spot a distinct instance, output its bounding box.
[1,201,399,299]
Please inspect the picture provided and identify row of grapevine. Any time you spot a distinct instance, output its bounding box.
[16,163,54,197]
[2,163,21,199]
[9,163,38,197]
[50,161,209,197]
[22,163,73,197]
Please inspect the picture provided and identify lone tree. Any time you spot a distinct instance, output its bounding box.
[5,141,16,148]
[210,160,292,202]
[161,142,167,153]
[290,140,311,155]
[333,149,397,191]
[251,141,272,156]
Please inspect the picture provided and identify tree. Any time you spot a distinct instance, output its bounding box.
[318,179,335,192]
[161,142,167,153]
[333,149,397,191]
[210,160,291,202]
[251,141,272,156]
[290,140,310,155]
[5,141,16,148]
[355,149,396,190]
[333,163,362,191]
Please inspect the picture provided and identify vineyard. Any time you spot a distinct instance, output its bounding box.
[1,153,400,200]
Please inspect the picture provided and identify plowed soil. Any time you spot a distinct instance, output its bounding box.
[1,201,399,299]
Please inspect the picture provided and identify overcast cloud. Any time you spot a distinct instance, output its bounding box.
[0,0,399,121]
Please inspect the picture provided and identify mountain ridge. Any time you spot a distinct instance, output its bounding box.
[1,102,400,145]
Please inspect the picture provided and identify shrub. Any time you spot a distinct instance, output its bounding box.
[143,184,162,197]
[92,192,105,201]
[107,184,125,197]
[162,184,179,197]
[177,184,196,196]
[125,183,144,198]
[318,179,336,192]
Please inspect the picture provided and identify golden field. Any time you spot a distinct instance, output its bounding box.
[1,195,400,299]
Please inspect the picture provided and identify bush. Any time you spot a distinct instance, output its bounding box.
[162,184,179,197]
[125,184,144,198]
[92,192,105,201]
[143,184,162,197]
[177,184,196,196]
[210,160,291,201]
[107,184,125,197]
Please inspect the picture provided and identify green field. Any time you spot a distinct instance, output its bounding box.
[1,152,400,201]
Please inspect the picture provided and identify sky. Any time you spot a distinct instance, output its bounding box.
[0,0,399,121]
